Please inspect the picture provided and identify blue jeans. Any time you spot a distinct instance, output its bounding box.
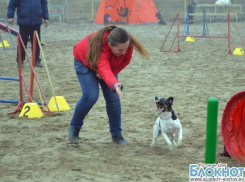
[70,59,122,137]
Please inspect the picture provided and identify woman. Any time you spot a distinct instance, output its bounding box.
[69,25,149,144]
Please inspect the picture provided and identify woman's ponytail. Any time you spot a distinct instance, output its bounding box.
[86,26,112,71]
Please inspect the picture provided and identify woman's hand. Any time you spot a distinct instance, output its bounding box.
[96,73,101,79]
[115,83,122,97]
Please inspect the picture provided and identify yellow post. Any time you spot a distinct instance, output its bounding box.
[92,0,94,20]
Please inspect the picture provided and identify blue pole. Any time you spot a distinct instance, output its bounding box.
[0,100,47,105]
[187,8,190,35]
[182,9,190,41]
[0,77,19,81]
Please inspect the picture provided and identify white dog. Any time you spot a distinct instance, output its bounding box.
[151,97,182,151]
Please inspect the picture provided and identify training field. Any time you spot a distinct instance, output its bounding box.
[1,1,245,181]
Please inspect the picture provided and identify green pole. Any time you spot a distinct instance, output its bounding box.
[205,97,218,164]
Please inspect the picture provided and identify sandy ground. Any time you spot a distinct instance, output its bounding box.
[1,18,245,182]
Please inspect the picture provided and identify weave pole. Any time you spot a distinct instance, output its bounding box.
[205,97,219,164]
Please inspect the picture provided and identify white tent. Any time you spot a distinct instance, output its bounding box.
[215,0,231,4]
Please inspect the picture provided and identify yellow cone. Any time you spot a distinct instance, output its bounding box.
[48,96,70,112]
[233,47,244,55]
[19,103,44,118]
[185,36,195,42]
[0,40,10,48]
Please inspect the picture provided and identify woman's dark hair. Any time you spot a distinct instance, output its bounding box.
[106,27,129,46]
[86,26,149,71]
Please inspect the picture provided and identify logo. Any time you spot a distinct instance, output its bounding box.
[189,163,245,181]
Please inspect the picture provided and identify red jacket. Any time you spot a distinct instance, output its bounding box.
[73,31,133,90]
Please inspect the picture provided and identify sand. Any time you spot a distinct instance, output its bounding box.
[1,17,245,182]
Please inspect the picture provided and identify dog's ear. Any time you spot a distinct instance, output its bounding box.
[155,97,160,101]
[167,97,174,105]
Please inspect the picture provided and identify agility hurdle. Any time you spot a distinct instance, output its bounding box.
[1,32,69,117]
[0,77,46,106]
[0,22,16,49]
[0,76,20,107]
[161,13,245,54]
[1,21,70,117]
[183,8,209,38]
[0,29,51,115]
[160,13,181,53]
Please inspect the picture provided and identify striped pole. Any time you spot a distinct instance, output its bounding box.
[29,31,37,102]
[205,97,218,164]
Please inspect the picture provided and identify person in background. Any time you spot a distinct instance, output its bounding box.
[7,0,49,67]
[69,26,149,145]
[155,12,167,25]
[187,0,196,23]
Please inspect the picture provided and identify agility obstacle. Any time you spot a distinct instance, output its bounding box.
[1,22,70,118]
[161,13,245,55]
[205,97,218,164]
[0,22,16,49]
[0,32,51,116]
[205,95,245,164]
[35,31,70,112]
[0,22,18,36]
[0,77,45,105]
[221,91,245,164]
[183,8,209,39]
[0,22,46,49]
